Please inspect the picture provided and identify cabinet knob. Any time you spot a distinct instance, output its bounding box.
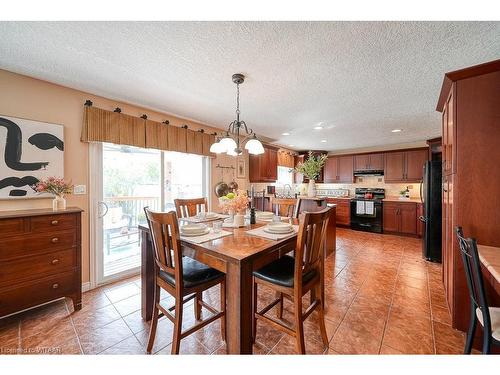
[51,259,60,265]
[52,283,59,289]
[51,237,59,243]
[51,220,59,225]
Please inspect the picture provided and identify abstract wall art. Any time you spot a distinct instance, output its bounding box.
[0,115,64,199]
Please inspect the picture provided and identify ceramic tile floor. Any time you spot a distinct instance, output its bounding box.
[0,228,469,355]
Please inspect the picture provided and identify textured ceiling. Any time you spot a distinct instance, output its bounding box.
[0,21,499,152]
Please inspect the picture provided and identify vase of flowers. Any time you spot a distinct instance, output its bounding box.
[219,190,248,227]
[293,151,328,197]
[32,177,73,211]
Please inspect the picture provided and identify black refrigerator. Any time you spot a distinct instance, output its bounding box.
[420,160,442,262]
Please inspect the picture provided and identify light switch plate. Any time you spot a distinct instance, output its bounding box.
[74,185,86,195]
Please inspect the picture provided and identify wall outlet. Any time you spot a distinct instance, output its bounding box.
[74,185,86,195]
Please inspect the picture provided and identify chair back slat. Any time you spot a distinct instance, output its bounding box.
[174,198,208,218]
[455,226,492,333]
[294,207,332,282]
[144,207,183,287]
[271,197,301,218]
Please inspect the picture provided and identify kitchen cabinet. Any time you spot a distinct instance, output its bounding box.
[384,149,428,183]
[436,60,500,333]
[323,155,354,183]
[354,153,384,171]
[277,150,295,168]
[383,201,417,236]
[249,145,278,182]
[417,202,424,238]
[326,198,350,226]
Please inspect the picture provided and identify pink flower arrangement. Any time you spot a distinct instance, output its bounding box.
[32,177,73,197]
[218,190,248,214]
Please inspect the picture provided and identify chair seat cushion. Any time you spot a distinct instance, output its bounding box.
[159,257,223,289]
[253,255,317,288]
[476,307,500,341]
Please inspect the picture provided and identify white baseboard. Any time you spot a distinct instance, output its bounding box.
[82,282,92,292]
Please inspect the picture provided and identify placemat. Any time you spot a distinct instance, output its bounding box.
[245,225,299,241]
[180,229,233,244]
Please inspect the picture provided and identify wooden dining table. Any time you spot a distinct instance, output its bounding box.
[139,219,318,354]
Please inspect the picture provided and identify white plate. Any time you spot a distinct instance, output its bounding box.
[263,227,294,234]
[256,212,274,218]
[267,222,293,231]
[181,227,211,237]
[205,212,219,219]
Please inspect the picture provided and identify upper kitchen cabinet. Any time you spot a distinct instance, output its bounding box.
[249,145,278,182]
[354,153,384,171]
[384,149,428,183]
[323,155,354,183]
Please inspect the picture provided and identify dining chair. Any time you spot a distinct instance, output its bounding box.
[270,197,301,218]
[174,197,208,218]
[252,207,333,354]
[143,207,226,354]
[247,189,266,211]
[455,227,500,354]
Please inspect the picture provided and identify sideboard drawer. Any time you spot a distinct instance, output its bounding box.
[0,271,77,317]
[0,248,76,285]
[0,217,25,237]
[0,229,77,260]
[30,213,77,233]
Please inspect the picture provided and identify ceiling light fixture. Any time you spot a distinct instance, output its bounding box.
[289,144,295,147]
[391,129,402,133]
[209,73,264,156]
[282,132,290,136]
[321,140,327,143]
[313,126,323,130]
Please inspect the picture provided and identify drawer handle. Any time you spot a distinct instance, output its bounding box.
[52,283,59,289]
[51,237,59,243]
[51,220,59,225]
[51,259,60,265]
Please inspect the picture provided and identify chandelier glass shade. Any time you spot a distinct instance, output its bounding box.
[210,73,265,156]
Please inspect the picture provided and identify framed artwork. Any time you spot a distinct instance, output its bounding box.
[237,159,245,178]
[0,115,64,199]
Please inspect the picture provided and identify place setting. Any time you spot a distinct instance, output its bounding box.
[179,222,232,244]
[180,211,228,223]
[246,221,299,241]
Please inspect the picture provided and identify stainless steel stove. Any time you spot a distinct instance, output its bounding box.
[350,188,385,233]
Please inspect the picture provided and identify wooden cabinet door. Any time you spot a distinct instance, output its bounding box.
[400,203,417,235]
[354,155,369,171]
[337,156,354,183]
[294,155,304,183]
[442,103,449,176]
[323,157,338,183]
[405,149,428,182]
[267,148,278,181]
[369,153,384,170]
[446,90,455,175]
[383,203,399,232]
[249,154,261,182]
[384,152,405,182]
[417,203,424,237]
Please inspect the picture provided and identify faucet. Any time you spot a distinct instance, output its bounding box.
[284,184,292,197]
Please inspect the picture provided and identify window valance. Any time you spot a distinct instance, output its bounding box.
[81,102,215,157]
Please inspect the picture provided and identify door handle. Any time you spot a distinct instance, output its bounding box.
[418,216,426,223]
[98,201,109,218]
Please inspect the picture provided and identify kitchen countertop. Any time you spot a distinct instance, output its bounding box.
[478,244,500,284]
[383,197,422,203]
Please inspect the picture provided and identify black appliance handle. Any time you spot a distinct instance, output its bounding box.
[418,215,426,223]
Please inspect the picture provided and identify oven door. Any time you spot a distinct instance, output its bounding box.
[350,200,383,233]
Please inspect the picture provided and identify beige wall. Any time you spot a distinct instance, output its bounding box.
[0,69,241,285]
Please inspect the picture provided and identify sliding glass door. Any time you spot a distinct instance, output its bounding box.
[93,143,209,285]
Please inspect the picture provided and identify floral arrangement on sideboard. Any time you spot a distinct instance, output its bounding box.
[32,177,73,211]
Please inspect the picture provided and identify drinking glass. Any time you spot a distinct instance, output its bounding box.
[213,221,223,233]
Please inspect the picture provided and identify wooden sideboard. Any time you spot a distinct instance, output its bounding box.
[0,207,83,317]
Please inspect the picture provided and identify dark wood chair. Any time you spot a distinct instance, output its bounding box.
[144,207,225,354]
[270,197,301,218]
[174,197,208,218]
[247,189,266,211]
[252,207,333,354]
[456,227,500,354]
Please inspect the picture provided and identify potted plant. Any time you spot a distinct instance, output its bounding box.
[293,151,328,197]
[32,177,73,211]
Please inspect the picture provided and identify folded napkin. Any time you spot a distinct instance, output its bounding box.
[246,225,299,241]
[356,201,365,215]
[180,229,232,244]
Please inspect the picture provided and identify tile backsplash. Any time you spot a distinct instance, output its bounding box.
[251,176,421,198]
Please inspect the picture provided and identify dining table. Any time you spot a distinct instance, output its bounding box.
[138,217,326,354]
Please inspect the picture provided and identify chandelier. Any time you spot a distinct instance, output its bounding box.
[210,73,265,156]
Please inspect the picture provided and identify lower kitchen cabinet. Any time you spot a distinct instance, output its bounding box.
[326,198,350,226]
[383,201,418,236]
